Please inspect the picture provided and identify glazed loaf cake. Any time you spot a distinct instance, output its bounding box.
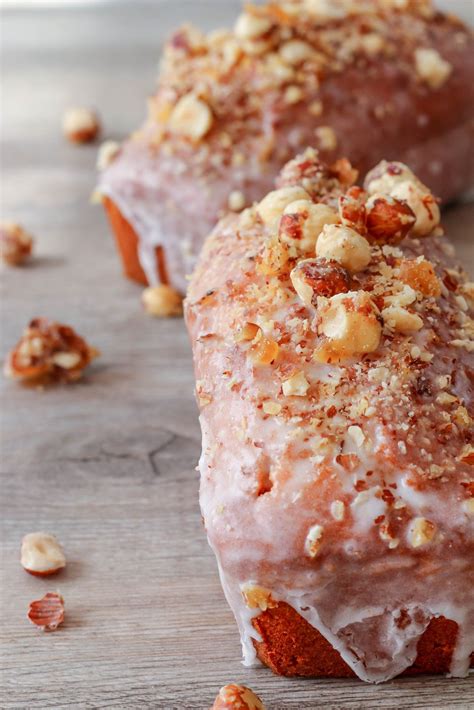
[185,149,474,682]
[98,0,474,291]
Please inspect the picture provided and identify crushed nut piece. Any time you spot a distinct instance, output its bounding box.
[211,684,266,710]
[316,291,381,360]
[282,371,310,397]
[62,107,100,144]
[279,201,338,253]
[291,257,350,306]
[415,48,452,89]
[234,322,260,342]
[390,182,440,237]
[365,194,416,244]
[248,336,279,365]
[263,401,282,415]
[315,125,338,151]
[234,12,272,41]
[241,583,276,611]
[228,190,246,212]
[330,500,345,521]
[258,186,310,231]
[142,285,183,317]
[381,305,423,333]
[280,39,313,65]
[408,517,436,548]
[28,592,65,631]
[316,224,371,273]
[305,524,324,558]
[4,318,98,384]
[0,222,34,265]
[169,93,213,141]
[398,258,441,297]
[21,533,66,576]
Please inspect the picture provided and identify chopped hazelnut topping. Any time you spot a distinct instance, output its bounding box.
[96,140,120,171]
[330,500,345,521]
[305,524,324,558]
[398,258,441,297]
[258,186,310,231]
[241,583,276,610]
[381,305,423,333]
[228,190,246,212]
[279,201,338,253]
[316,224,371,273]
[338,187,367,234]
[62,107,100,144]
[282,371,310,397]
[291,257,350,306]
[0,222,34,266]
[263,401,282,415]
[315,126,338,151]
[408,517,436,548]
[234,322,260,342]
[169,93,213,141]
[142,285,183,317]
[248,335,279,365]
[234,12,272,41]
[390,182,440,237]
[415,48,452,89]
[21,532,66,576]
[316,291,382,360]
[257,237,289,276]
[365,194,416,245]
[279,40,314,65]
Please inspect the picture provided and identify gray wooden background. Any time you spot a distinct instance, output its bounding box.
[1,2,473,708]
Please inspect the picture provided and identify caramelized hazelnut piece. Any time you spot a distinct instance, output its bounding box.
[316,224,371,273]
[169,93,213,142]
[279,201,338,253]
[257,186,310,231]
[291,257,350,306]
[365,194,416,244]
[316,291,381,361]
[338,186,367,235]
[398,259,441,297]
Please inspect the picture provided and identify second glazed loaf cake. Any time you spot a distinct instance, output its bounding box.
[98,0,474,290]
[185,149,474,682]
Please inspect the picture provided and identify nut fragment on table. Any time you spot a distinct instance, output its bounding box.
[211,683,266,710]
[28,592,65,631]
[4,317,99,384]
[62,107,101,144]
[142,285,183,317]
[21,532,66,576]
[0,222,34,265]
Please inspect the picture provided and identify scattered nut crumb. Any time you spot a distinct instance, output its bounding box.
[63,107,100,144]
[142,285,183,317]
[28,592,65,631]
[169,93,213,142]
[415,47,452,89]
[21,532,66,576]
[4,318,99,384]
[0,222,34,266]
[211,683,266,710]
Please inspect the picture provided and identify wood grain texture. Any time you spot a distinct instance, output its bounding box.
[1,2,473,708]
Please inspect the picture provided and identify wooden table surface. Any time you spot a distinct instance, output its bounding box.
[1,3,473,708]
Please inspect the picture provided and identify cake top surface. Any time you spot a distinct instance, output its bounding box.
[187,149,473,567]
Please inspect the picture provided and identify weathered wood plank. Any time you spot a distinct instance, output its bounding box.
[1,3,473,708]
